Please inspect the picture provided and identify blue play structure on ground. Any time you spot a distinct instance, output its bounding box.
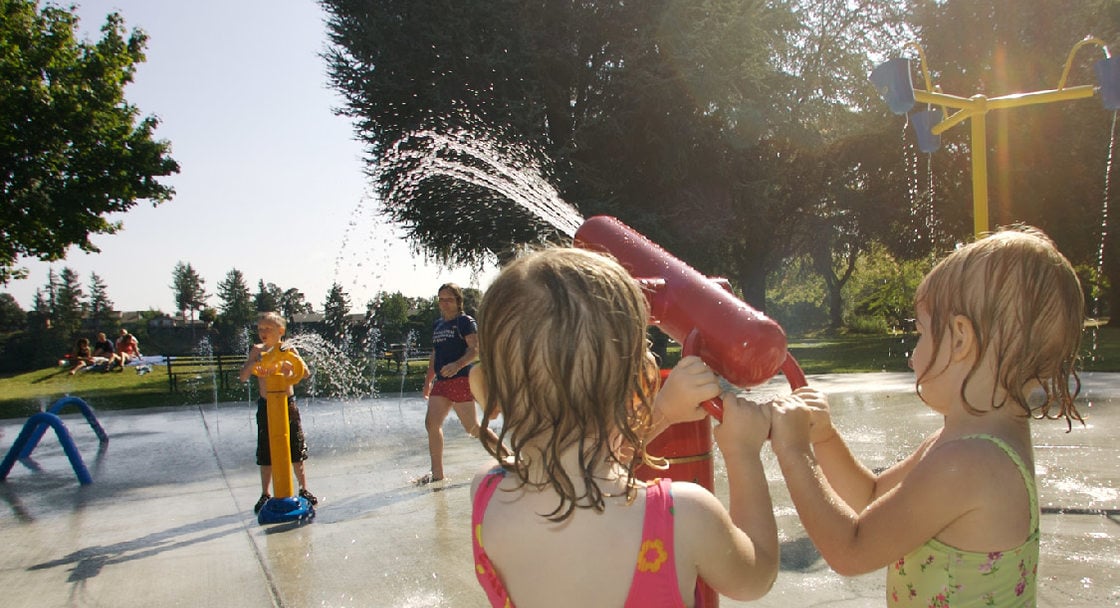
[0,396,108,485]
[258,496,315,524]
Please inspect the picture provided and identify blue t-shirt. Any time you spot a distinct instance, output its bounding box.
[432,314,477,380]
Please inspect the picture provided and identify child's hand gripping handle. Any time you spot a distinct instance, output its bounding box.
[254,347,308,393]
[682,328,808,423]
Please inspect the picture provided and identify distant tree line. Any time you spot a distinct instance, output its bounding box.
[0,261,475,373]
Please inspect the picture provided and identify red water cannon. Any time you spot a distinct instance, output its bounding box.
[573,215,806,417]
[575,215,804,608]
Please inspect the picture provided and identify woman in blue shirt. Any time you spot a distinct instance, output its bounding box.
[417,283,501,484]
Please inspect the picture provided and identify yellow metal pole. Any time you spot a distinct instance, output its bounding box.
[255,347,307,499]
[970,100,989,236]
[265,375,295,498]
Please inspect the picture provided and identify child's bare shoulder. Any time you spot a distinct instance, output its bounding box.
[667,480,726,521]
[470,463,506,499]
[911,435,1024,497]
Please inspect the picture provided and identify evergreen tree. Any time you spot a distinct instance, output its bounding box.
[44,268,59,326]
[254,280,282,312]
[54,267,85,336]
[280,288,313,319]
[171,261,207,322]
[217,270,254,322]
[322,283,351,347]
[216,269,255,351]
[30,288,50,331]
[87,272,115,330]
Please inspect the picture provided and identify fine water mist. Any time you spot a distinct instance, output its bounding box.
[379,123,584,238]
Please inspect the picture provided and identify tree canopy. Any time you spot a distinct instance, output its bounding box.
[907,0,1120,322]
[0,0,179,284]
[321,0,917,308]
[323,0,1118,322]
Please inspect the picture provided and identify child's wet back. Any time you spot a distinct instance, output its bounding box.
[469,247,780,607]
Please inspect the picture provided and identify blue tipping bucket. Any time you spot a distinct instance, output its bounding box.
[910,110,942,153]
[1095,56,1120,111]
[870,58,916,115]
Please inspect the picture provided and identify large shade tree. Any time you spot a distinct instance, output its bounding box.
[0,1,179,284]
[322,0,805,306]
[322,0,926,311]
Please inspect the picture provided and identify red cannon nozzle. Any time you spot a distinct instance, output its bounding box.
[573,215,803,393]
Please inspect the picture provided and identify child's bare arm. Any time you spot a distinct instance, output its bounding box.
[770,402,974,575]
[787,388,879,510]
[681,393,778,601]
[239,344,264,383]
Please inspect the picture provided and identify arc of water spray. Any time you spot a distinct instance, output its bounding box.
[380,128,584,237]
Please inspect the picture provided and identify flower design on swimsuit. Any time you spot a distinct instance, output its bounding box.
[637,538,668,573]
[977,551,1001,574]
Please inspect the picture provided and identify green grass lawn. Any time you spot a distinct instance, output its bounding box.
[1,327,1116,420]
[0,359,431,420]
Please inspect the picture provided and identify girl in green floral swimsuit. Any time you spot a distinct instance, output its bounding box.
[769,226,1084,606]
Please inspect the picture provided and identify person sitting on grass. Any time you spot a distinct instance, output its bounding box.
[116,329,141,367]
[92,331,123,371]
[68,337,96,375]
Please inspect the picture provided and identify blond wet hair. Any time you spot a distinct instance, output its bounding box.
[258,311,286,331]
[914,225,1084,426]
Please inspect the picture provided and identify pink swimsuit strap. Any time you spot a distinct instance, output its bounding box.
[472,468,514,607]
[623,478,693,608]
[472,473,697,608]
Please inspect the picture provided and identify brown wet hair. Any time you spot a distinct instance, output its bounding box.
[476,247,661,521]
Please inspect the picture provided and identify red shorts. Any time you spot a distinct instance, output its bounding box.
[430,375,474,403]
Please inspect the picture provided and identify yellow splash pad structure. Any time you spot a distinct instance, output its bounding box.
[253,345,313,524]
[872,36,1115,236]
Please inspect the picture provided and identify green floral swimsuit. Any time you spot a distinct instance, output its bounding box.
[886,435,1038,607]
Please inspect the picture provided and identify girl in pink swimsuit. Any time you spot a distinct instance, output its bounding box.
[468,247,780,607]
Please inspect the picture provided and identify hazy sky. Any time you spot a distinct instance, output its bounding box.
[3,0,496,314]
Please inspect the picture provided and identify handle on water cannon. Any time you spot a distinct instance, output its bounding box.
[682,329,807,423]
[254,347,308,393]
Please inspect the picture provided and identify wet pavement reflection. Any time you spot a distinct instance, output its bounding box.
[0,372,1116,607]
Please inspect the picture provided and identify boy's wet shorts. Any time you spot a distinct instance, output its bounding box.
[256,396,309,465]
[430,375,474,403]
